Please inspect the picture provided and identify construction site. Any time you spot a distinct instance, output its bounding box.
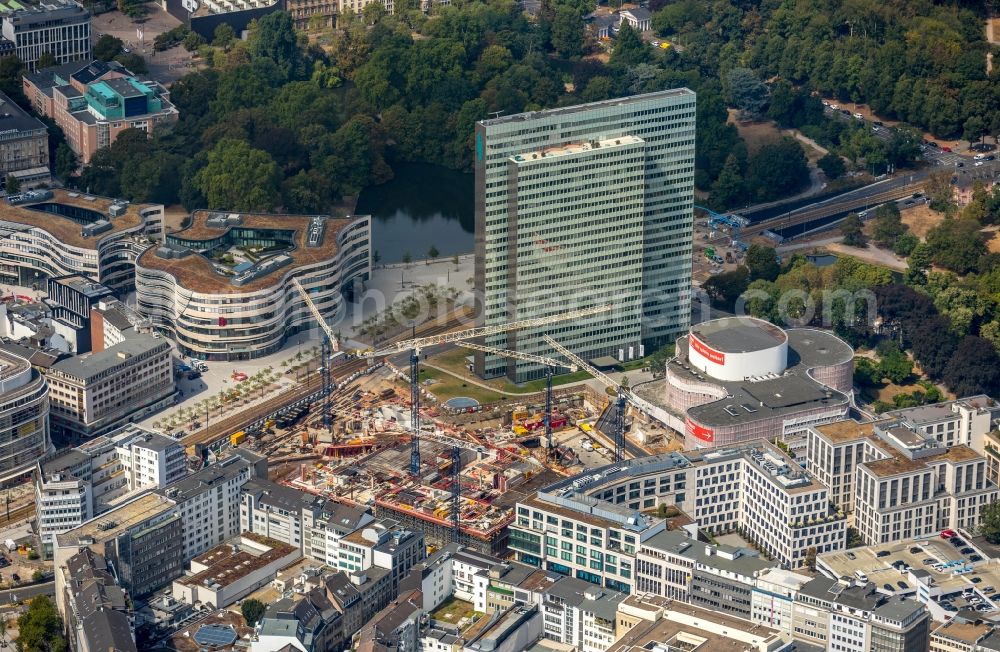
[194,302,681,556]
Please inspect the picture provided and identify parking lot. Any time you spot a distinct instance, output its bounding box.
[819,533,1000,615]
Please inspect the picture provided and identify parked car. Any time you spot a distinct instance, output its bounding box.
[877,550,891,558]
[852,112,864,119]
[971,554,984,562]
[909,547,922,554]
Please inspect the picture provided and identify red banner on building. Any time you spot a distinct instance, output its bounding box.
[689,333,725,365]
[686,417,714,443]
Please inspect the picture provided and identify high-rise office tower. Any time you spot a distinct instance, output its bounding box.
[474,90,696,381]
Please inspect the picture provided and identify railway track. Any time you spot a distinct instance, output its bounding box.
[0,502,35,525]
[743,182,926,238]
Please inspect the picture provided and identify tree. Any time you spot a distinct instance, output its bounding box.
[893,232,919,257]
[871,203,906,248]
[36,52,56,69]
[114,52,148,74]
[214,23,236,48]
[877,342,912,385]
[925,218,987,274]
[982,500,1000,543]
[249,11,304,78]
[241,598,266,627]
[183,31,206,52]
[804,546,817,571]
[54,143,76,180]
[817,152,846,180]
[610,24,649,67]
[854,357,881,386]
[702,267,750,308]
[709,154,744,209]
[745,244,779,282]
[194,138,281,211]
[841,213,865,247]
[93,34,123,61]
[550,7,584,58]
[944,336,1000,397]
[4,174,19,194]
[745,139,809,202]
[428,245,439,260]
[16,596,66,652]
[726,68,769,120]
[361,1,386,24]
[402,252,412,265]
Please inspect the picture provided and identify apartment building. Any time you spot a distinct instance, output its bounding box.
[541,576,625,652]
[45,330,175,439]
[0,90,49,188]
[60,548,137,652]
[806,419,999,546]
[793,577,931,652]
[24,59,176,163]
[0,0,90,71]
[0,347,49,485]
[240,478,324,553]
[336,519,425,590]
[303,501,374,566]
[0,189,165,292]
[475,90,696,381]
[511,440,844,580]
[883,395,998,452]
[250,587,344,652]
[35,425,185,556]
[163,451,261,560]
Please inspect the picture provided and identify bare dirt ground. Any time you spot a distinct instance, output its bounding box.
[727,111,784,155]
[899,203,945,240]
[983,225,1000,254]
[92,7,201,84]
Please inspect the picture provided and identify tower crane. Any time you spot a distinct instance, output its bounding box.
[453,341,576,453]
[364,304,612,476]
[542,334,635,463]
[292,278,340,432]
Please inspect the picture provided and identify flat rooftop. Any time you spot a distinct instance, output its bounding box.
[690,317,785,354]
[56,493,174,547]
[0,190,153,249]
[180,535,296,589]
[813,420,875,444]
[137,210,364,293]
[49,332,168,382]
[511,135,644,164]
[608,598,783,652]
[479,88,695,127]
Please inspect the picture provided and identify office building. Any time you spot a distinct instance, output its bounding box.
[643,316,854,450]
[806,419,998,546]
[165,0,279,39]
[474,90,696,381]
[336,519,425,590]
[611,594,789,652]
[88,298,151,353]
[793,577,930,652]
[23,59,177,164]
[136,210,371,361]
[0,90,49,188]
[162,451,261,560]
[750,568,813,637]
[931,619,1000,652]
[0,189,165,292]
[882,395,999,452]
[44,275,114,354]
[45,330,175,439]
[540,576,625,652]
[511,440,845,579]
[0,346,49,485]
[35,425,185,557]
[303,501,375,566]
[240,478,326,554]
[0,0,90,71]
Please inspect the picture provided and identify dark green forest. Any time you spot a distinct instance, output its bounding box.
[1,0,997,214]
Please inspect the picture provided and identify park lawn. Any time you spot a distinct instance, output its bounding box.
[418,366,508,403]
[428,347,596,394]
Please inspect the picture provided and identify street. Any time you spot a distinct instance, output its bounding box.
[0,582,53,612]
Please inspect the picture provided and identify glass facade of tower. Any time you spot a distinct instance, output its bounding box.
[474,90,696,381]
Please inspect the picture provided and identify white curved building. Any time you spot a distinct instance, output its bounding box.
[652,317,854,450]
[135,211,371,361]
[0,189,164,292]
[0,348,50,484]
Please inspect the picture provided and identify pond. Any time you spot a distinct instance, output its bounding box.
[355,163,474,264]
[806,254,839,267]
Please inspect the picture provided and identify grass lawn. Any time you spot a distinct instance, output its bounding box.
[418,366,508,403]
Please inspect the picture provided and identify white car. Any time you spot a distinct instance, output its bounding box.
[822,100,830,107]
[975,161,985,167]
[852,112,864,120]
[830,104,839,110]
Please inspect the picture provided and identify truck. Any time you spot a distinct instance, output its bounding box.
[230,431,246,446]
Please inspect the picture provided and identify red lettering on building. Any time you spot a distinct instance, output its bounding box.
[686,418,714,443]
[689,334,725,366]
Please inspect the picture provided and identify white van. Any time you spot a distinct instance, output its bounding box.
[855,570,869,583]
